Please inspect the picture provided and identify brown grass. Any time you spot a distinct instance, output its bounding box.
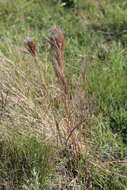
[47,25,68,95]
[24,37,37,57]
[46,26,91,157]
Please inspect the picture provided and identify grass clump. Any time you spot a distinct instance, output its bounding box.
[0,126,54,190]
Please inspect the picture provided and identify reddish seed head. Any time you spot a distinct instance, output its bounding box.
[52,26,64,52]
[24,37,36,56]
[47,26,64,53]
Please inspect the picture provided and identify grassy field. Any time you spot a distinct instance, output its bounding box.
[0,0,127,189]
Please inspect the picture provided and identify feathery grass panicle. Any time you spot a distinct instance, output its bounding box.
[47,25,68,95]
[24,37,37,57]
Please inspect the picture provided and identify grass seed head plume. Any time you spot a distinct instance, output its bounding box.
[47,25,68,95]
[24,37,36,57]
